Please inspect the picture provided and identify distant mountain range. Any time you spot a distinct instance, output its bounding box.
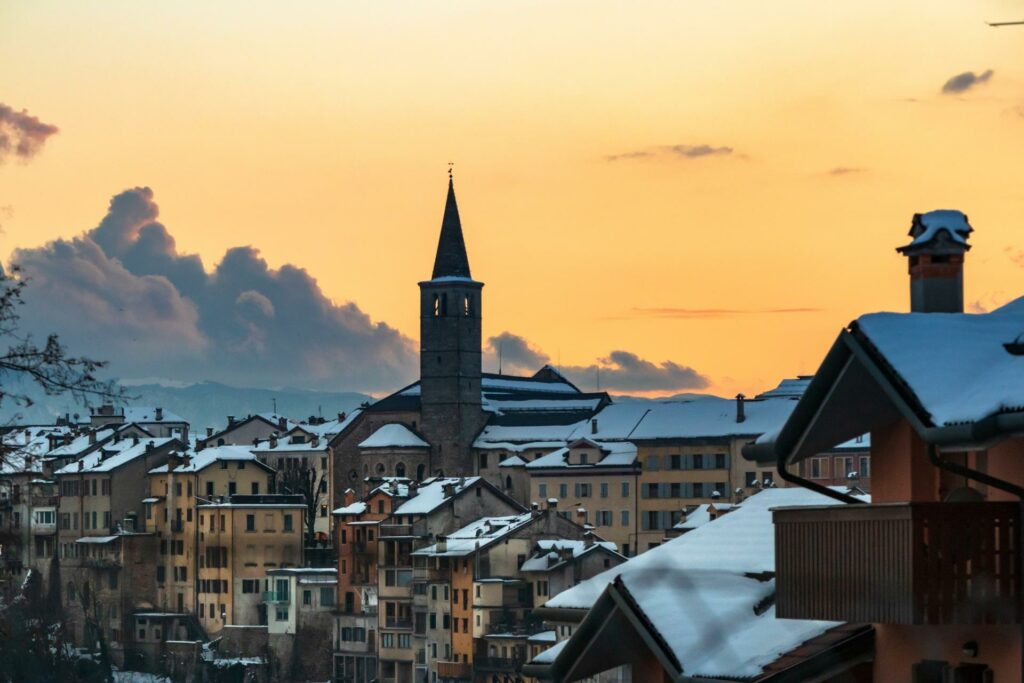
[0,379,373,432]
[0,376,723,435]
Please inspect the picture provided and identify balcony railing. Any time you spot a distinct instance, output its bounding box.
[82,556,121,569]
[475,656,523,672]
[378,523,415,538]
[31,495,58,508]
[774,502,1021,625]
[383,618,413,630]
[436,661,473,680]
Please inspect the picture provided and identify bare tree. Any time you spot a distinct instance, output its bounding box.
[277,465,327,549]
[0,266,123,414]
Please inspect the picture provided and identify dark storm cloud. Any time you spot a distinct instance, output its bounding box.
[560,351,710,393]
[941,70,994,94]
[606,144,734,162]
[0,104,59,162]
[12,187,418,392]
[485,332,709,393]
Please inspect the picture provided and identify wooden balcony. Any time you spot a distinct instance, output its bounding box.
[774,502,1021,625]
[436,661,472,680]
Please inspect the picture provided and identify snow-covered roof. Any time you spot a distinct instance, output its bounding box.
[617,569,839,679]
[900,209,972,251]
[755,376,812,399]
[544,487,863,611]
[392,476,481,516]
[498,454,527,468]
[56,437,177,474]
[300,409,361,439]
[76,535,120,544]
[856,305,1024,426]
[525,441,637,470]
[475,423,588,447]
[520,539,620,572]
[528,630,557,644]
[672,503,737,531]
[358,423,429,449]
[412,512,535,557]
[148,446,263,474]
[46,429,114,457]
[333,501,368,516]
[531,639,567,664]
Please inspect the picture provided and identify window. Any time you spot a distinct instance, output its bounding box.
[283,515,293,532]
[620,510,629,527]
[745,471,757,487]
[575,483,591,498]
[398,633,412,649]
[693,453,703,469]
[303,590,312,606]
[600,483,609,498]
[596,510,612,526]
[859,455,870,478]
[559,483,567,498]
[320,587,335,606]
[479,453,488,470]
[251,482,260,494]
[715,453,727,469]
[228,482,237,495]
[206,481,214,496]
[538,483,547,498]
[647,455,659,471]
[381,633,394,648]
[763,471,775,486]
[810,457,825,479]
[275,608,288,622]
[621,481,629,497]
[242,579,258,594]
[246,514,255,532]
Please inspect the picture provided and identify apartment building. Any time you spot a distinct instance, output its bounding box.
[144,446,275,617]
[88,404,189,440]
[252,425,334,541]
[54,435,182,663]
[333,480,410,683]
[193,494,305,634]
[408,505,620,683]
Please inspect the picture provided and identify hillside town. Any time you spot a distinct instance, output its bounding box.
[1,180,1020,683]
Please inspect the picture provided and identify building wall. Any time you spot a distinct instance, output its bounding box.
[330,409,421,504]
[528,471,637,555]
[874,623,1021,682]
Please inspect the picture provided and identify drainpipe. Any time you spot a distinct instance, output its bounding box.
[776,450,864,506]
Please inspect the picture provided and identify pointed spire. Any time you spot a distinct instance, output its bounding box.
[431,173,473,279]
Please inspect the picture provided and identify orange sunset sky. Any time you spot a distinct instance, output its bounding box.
[2,1,1024,397]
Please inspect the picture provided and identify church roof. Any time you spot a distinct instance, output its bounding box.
[431,176,473,279]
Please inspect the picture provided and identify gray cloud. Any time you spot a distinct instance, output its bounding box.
[12,187,418,392]
[561,351,710,393]
[606,144,735,162]
[0,104,59,162]
[485,332,709,393]
[941,69,994,94]
[827,166,866,176]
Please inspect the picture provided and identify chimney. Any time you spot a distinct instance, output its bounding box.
[182,453,191,469]
[269,435,278,449]
[735,394,746,423]
[436,535,448,553]
[442,483,455,498]
[278,417,287,431]
[77,460,84,471]
[206,427,214,437]
[344,488,356,506]
[338,412,346,422]
[132,436,139,446]
[311,436,320,448]
[155,407,163,421]
[531,501,539,512]
[227,416,236,427]
[583,530,594,548]
[146,440,155,453]
[897,210,972,313]
[547,498,558,510]
[88,431,97,445]
[590,419,598,435]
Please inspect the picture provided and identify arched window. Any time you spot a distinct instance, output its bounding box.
[416,464,426,481]
[395,463,406,478]
[463,295,472,316]
[433,294,440,317]
[439,293,448,316]
[375,463,386,475]
[504,475,513,491]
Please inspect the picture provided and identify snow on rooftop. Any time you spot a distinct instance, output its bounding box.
[857,307,1024,426]
[359,423,429,449]
[672,503,734,531]
[148,445,258,473]
[619,569,839,679]
[498,454,527,467]
[520,539,619,572]
[903,209,972,249]
[56,437,176,474]
[530,638,568,664]
[46,429,115,457]
[333,501,368,516]
[525,441,637,469]
[412,513,535,556]
[122,407,186,424]
[392,477,481,515]
[544,487,859,611]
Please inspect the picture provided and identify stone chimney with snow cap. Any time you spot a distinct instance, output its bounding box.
[897,210,972,313]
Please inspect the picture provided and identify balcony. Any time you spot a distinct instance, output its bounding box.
[378,523,416,538]
[774,502,1021,625]
[383,618,413,630]
[436,661,472,680]
[31,495,58,508]
[32,521,56,536]
[475,656,523,673]
[82,556,121,569]
[262,591,290,604]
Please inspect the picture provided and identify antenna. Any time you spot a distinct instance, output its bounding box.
[448,161,454,179]
[272,397,277,414]
[498,339,503,375]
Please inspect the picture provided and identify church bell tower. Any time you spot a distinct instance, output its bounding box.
[418,174,486,476]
